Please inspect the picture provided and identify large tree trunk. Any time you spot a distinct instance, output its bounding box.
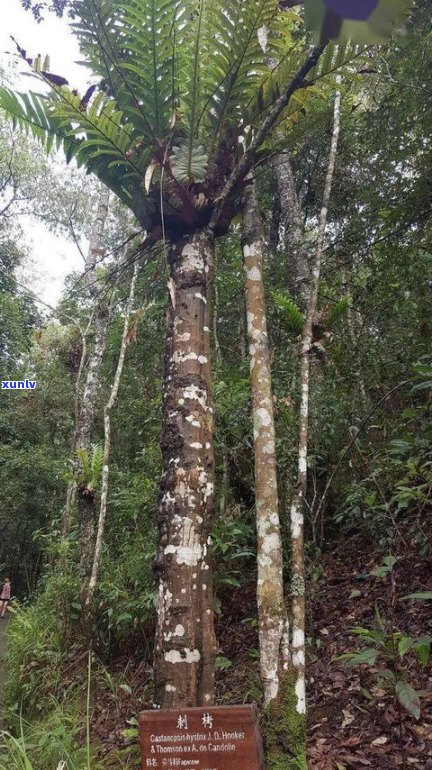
[290,86,341,717]
[241,180,287,706]
[154,228,218,709]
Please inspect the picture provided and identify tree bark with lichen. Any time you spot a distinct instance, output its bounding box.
[289,85,341,724]
[241,179,288,706]
[242,181,307,769]
[273,151,309,311]
[62,184,112,582]
[154,228,218,708]
[85,258,140,606]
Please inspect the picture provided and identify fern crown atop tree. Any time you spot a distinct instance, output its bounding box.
[1,1,359,235]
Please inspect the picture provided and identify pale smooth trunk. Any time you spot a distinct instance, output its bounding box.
[241,180,286,705]
[85,259,140,605]
[290,87,341,715]
[63,184,111,546]
[273,151,309,311]
[345,276,367,408]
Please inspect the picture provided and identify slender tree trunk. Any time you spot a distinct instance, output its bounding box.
[344,272,367,408]
[85,259,140,605]
[154,228,218,708]
[268,176,281,256]
[63,185,111,542]
[290,86,341,716]
[61,184,114,584]
[76,300,111,578]
[212,267,229,518]
[241,179,287,705]
[273,151,309,311]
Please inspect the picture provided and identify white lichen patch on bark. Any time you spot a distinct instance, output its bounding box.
[179,243,205,273]
[246,266,262,281]
[292,623,306,669]
[246,311,255,328]
[186,415,201,427]
[171,351,208,365]
[256,407,272,427]
[262,532,281,554]
[295,676,306,714]
[182,385,208,409]
[243,241,261,258]
[164,648,201,664]
[164,538,203,566]
[291,502,303,540]
[263,440,275,455]
[173,624,185,637]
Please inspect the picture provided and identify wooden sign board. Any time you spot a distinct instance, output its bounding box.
[139,704,265,770]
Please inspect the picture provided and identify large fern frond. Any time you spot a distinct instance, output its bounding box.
[327,296,350,329]
[273,291,304,335]
[198,0,281,151]
[0,88,78,159]
[248,38,368,131]
[0,63,155,226]
[71,0,179,142]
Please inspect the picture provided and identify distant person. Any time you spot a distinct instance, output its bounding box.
[0,577,11,617]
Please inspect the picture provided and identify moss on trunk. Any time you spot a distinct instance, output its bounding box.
[264,670,307,770]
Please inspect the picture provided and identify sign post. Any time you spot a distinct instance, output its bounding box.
[139,704,265,770]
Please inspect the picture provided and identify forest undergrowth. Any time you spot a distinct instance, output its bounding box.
[4,534,429,770]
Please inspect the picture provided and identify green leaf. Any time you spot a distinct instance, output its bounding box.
[215,655,232,670]
[401,592,432,601]
[398,636,414,657]
[380,668,396,684]
[327,296,350,328]
[395,681,421,720]
[273,292,304,334]
[170,141,208,182]
[344,648,379,667]
[350,627,384,643]
[412,638,432,667]
[217,576,241,587]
